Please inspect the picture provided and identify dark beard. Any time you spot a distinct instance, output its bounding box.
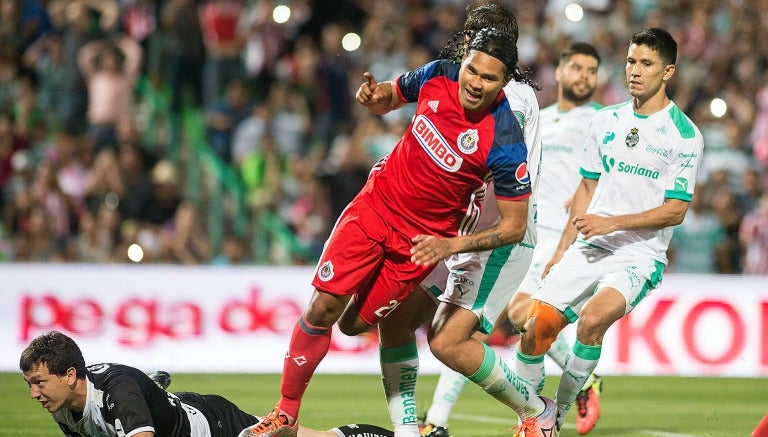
[562,85,594,106]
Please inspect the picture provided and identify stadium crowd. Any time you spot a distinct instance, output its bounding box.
[0,0,766,274]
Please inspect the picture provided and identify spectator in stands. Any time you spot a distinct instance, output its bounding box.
[238,0,287,101]
[205,77,252,164]
[119,0,157,75]
[669,188,726,273]
[238,132,282,214]
[22,32,67,131]
[0,0,21,61]
[265,79,311,158]
[46,129,89,219]
[739,192,768,275]
[56,0,120,136]
[0,0,766,271]
[708,169,746,273]
[0,46,18,113]
[162,201,211,264]
[12,73,47,147]
[739,166,765,215]
[160,0,204,113]
[13,203,62,262]
[0,111,30,210]
[77,33,143,154]
[277,155,327,264]
[199,0,244,107]
[28,157,72,244]
[212,233,249,265]
[75,206,113,263]
[317,113,389,226]
[231,101,269,167]
[312,22,353,146]
[84,130,154,222]
[139,159,182,228]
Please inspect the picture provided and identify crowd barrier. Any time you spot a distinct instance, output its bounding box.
[2,264,766,376]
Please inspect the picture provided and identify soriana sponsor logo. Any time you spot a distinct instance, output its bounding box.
[412,114,463,172]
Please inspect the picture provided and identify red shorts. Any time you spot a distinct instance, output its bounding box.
[311,196,434,325]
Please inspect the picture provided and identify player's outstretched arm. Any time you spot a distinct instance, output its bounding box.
[355,72,404,115]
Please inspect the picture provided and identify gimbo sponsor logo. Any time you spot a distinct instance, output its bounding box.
[413,115,463,172]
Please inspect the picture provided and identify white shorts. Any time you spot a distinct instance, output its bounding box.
[535,241,666,322]
[517,227,562,294]
[421,243,534,334]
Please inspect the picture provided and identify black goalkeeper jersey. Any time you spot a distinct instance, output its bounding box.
[52,363,193,437]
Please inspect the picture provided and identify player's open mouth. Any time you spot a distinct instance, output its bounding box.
[465,89,481,102]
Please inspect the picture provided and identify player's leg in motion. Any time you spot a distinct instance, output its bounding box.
[427,303,557,437]
[379,288,437,437]
[421,327,505,436]
[239,290,347,437]
[508,291,571,373]
[510,290,606,432]
[552,288,623,434]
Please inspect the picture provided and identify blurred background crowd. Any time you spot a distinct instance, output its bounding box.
[0,0,766,274]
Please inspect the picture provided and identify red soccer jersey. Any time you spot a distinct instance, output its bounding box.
[359,60,531,238]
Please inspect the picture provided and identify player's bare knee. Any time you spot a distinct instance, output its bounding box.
[574,311,612,345]
[305,289,347,327]
[427,330,458,363]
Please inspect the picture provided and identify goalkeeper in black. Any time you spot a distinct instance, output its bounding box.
[20,330,393,437]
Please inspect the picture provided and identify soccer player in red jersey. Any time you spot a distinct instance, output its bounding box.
[239,28,532,437]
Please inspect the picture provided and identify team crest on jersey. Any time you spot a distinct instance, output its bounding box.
[625,127,639,148]
[412,115,463,172]
[317,261,334,281]
[515,162,530,184]
[457,129,479,154]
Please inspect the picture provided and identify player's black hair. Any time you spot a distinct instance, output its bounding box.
[559,41,602,66]
[20,331,87,379]
[630,27,677,66]
[466,28,518,76]
[438,2,540,90]
[464,2,518,42]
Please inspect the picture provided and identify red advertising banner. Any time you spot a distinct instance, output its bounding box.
[2,265,766,376]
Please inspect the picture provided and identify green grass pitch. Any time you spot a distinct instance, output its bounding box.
[1,372,765,436]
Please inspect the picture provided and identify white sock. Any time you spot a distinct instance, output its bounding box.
[514,349,546,396]
[381,343,420,437]
[468,343,544,419]
[425,366,468,427]
[555,340,601,416]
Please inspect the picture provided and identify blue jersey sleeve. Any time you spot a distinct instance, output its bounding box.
[396,60,460,103]
[488,101,531,199]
